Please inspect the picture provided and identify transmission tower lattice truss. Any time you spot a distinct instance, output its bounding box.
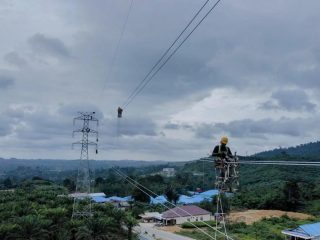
[72,112,98,218]
[214,157,239,193]
[213,156,239,240]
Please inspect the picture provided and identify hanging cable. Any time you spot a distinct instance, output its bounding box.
[199,158,320,167]
[122,0,212,107]
[99,0,135,101]
[113,168,217,240]
[121,0,223,109]
[113,167,234,240]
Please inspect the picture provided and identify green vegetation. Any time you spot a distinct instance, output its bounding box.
[0,179,137,240]
[255,141,320,158]
[1,141,320,239]
[179,216,318,240]
[181,220,216,228]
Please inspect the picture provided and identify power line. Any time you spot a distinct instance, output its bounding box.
[122,0,223,109]
[122,0,211,107]
[99,0,134,101]
[199,158,320,167]
[113,168,217,240]
[113,167,234,240]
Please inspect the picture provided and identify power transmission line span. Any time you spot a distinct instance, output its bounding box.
[198,158,320,167]
[112,167,234,240]
[120,0,223,111]
[99,0,134,102]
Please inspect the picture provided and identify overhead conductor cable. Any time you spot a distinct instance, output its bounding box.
[99,0,134,101]
[113,167,234,240]
[121,0,223,110]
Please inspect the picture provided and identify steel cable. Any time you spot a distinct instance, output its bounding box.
[113,167,234,240]
[122,0,223,108]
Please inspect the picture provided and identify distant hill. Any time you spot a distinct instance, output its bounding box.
[0,158,167,172]
[254,141,320,159]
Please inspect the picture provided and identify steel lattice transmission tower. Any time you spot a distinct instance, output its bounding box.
[72,112,98,218]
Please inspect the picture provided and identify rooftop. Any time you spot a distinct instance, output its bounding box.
[162,205,210,219]
[282,222,320,239]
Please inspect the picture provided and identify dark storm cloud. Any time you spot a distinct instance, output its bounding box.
[0,75,14,89]
[4,52,27,67]
[194,117,318,139]
[28,33,70,58]
[260,89,316,112]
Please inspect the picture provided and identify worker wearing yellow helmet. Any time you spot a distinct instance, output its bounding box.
[211,136,233,158]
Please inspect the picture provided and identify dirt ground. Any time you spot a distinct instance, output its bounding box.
[229,210,314,224]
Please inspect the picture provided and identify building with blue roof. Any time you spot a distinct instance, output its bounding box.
[200,189,219,197]
[91,196,109,203]
[177,189,219,205]
[282,222,320,239]
[150,195,167,204]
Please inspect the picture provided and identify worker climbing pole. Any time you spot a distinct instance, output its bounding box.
[116,107,123,139]
[211,136,239,239]
[117,107,123,118]
[212,136,239,193]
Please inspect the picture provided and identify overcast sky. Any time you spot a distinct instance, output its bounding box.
[0,0,319,161]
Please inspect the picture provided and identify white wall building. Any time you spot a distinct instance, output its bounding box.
[161,205,211,225]
[162,168,176,177]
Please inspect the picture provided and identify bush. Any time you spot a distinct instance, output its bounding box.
[181,220,216,228]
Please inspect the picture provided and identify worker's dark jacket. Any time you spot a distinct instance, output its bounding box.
[212,144,233,158]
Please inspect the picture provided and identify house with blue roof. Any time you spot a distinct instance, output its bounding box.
[148,189,220,205]
[150,195,167,204]
[282,222,320,239]
[177,189,219,205]
[91,194,132,210]
[91,196,109,203]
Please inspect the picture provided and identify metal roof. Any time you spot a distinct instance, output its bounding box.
[162,205,210,219]
[281,230,312,239]
[300,222,320,236]
[282,222,320,238]
[150,195,167,204]
[92,196,108,203]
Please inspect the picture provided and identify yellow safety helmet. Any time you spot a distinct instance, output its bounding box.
[220,136,228,145]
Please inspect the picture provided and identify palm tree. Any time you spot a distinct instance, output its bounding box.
[75,217,120,240]
[8,215,50,240]
[123,213,138,240]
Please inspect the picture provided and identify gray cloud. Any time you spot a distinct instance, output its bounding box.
[1,0,320,160]
[164,122,180,130]
[164,122,193,130]
[28,33,70,58]
[260,89,316,111]
[0,117,12,137]
[194,117,318,139]
[99,117,157,138]
[0,103,157,149]
[0,75,14,89]
[4,51,27,67]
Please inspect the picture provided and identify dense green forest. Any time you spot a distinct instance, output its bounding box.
[255,141,320,158]
[0,179,137,240]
